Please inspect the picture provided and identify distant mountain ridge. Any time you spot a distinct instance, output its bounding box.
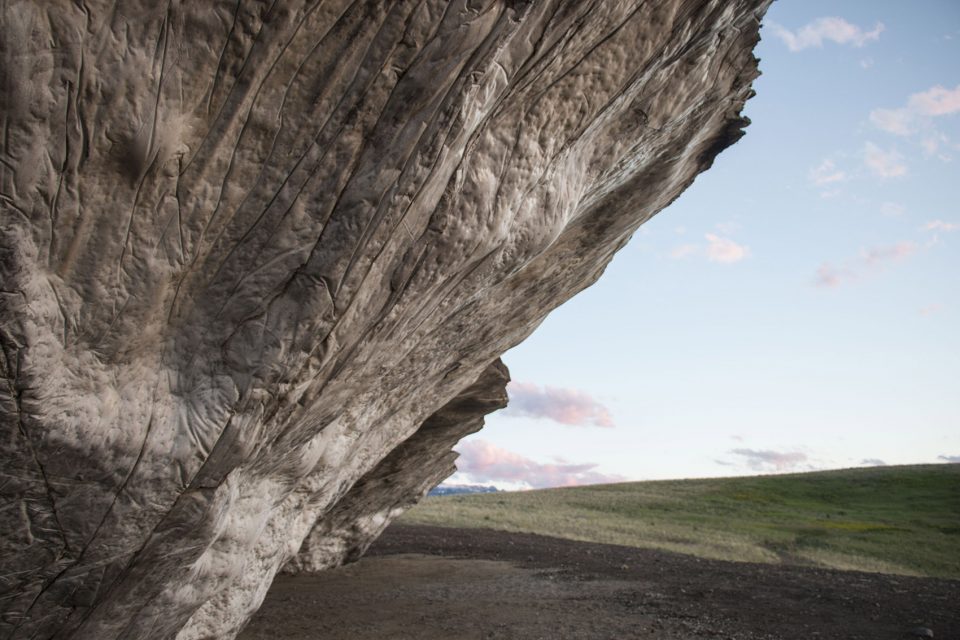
[429,484,500,497]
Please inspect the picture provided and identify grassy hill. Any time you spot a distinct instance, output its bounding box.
[401,464,960,578]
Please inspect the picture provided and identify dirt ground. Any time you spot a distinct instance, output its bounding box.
[240,524,960,640]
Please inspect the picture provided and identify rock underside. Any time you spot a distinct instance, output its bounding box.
[0,1,769,638]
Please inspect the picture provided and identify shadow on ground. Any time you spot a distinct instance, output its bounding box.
[240,525,960,640]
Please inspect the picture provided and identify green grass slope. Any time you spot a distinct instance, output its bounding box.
[401,464,960,578]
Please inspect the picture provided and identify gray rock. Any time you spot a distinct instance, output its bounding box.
[0,1,770,638]
[910,627,935,638]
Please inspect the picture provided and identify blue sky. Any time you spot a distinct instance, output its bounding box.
[448,1,960,489]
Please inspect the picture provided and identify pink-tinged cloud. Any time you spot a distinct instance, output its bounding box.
[455,439,626,489]
[705,233,750,264]
[815,241,917,288]
[919,303,944,317]
[908,84,960,117]
[922,220,960,233]
[919,133,950,157]
[814,263,850,288]
[505,381,614,427]
[667,232,749,264]
[809,159,847,186]
[864,142,907,178]
[769,17,884,52]
[861,241,917,265]
[869,108,914,136]
[729,448,808,472]
[870,84,960,136]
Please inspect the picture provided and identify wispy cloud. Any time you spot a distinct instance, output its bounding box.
[455,439,625,489]
[728,448,809,472]
[862,242,918,265]
[919,303,944,316]
[669,232,749,264]
[921,219,959,247]
[871,84,960,136]
[809,159,848,186]
[815,241,918,288]
[814,263,852,289]
[919,133,951,158]
[860,458,887,466]
[705,234,750,263]
[870,85,960,161]
[864,142,908,178]
[922,220,960,233]
[938,455,960,463]
[908,84,960,116]
[869,109,914,136]
[505,382,614,428]
[769,17,884,52]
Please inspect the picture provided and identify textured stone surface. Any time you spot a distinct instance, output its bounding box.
[0,1,769,638]
[284,358,509,575]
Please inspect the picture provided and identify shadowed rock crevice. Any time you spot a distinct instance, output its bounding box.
[1,1,770,638]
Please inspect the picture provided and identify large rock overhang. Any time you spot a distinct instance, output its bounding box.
[0,1,770,638]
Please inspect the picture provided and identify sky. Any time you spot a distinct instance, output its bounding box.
[446,1,960,490]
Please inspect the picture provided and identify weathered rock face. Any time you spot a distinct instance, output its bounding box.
[283,358,510,575]
[0,1,769,638]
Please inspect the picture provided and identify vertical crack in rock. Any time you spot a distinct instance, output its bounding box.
[1,1,771,638]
